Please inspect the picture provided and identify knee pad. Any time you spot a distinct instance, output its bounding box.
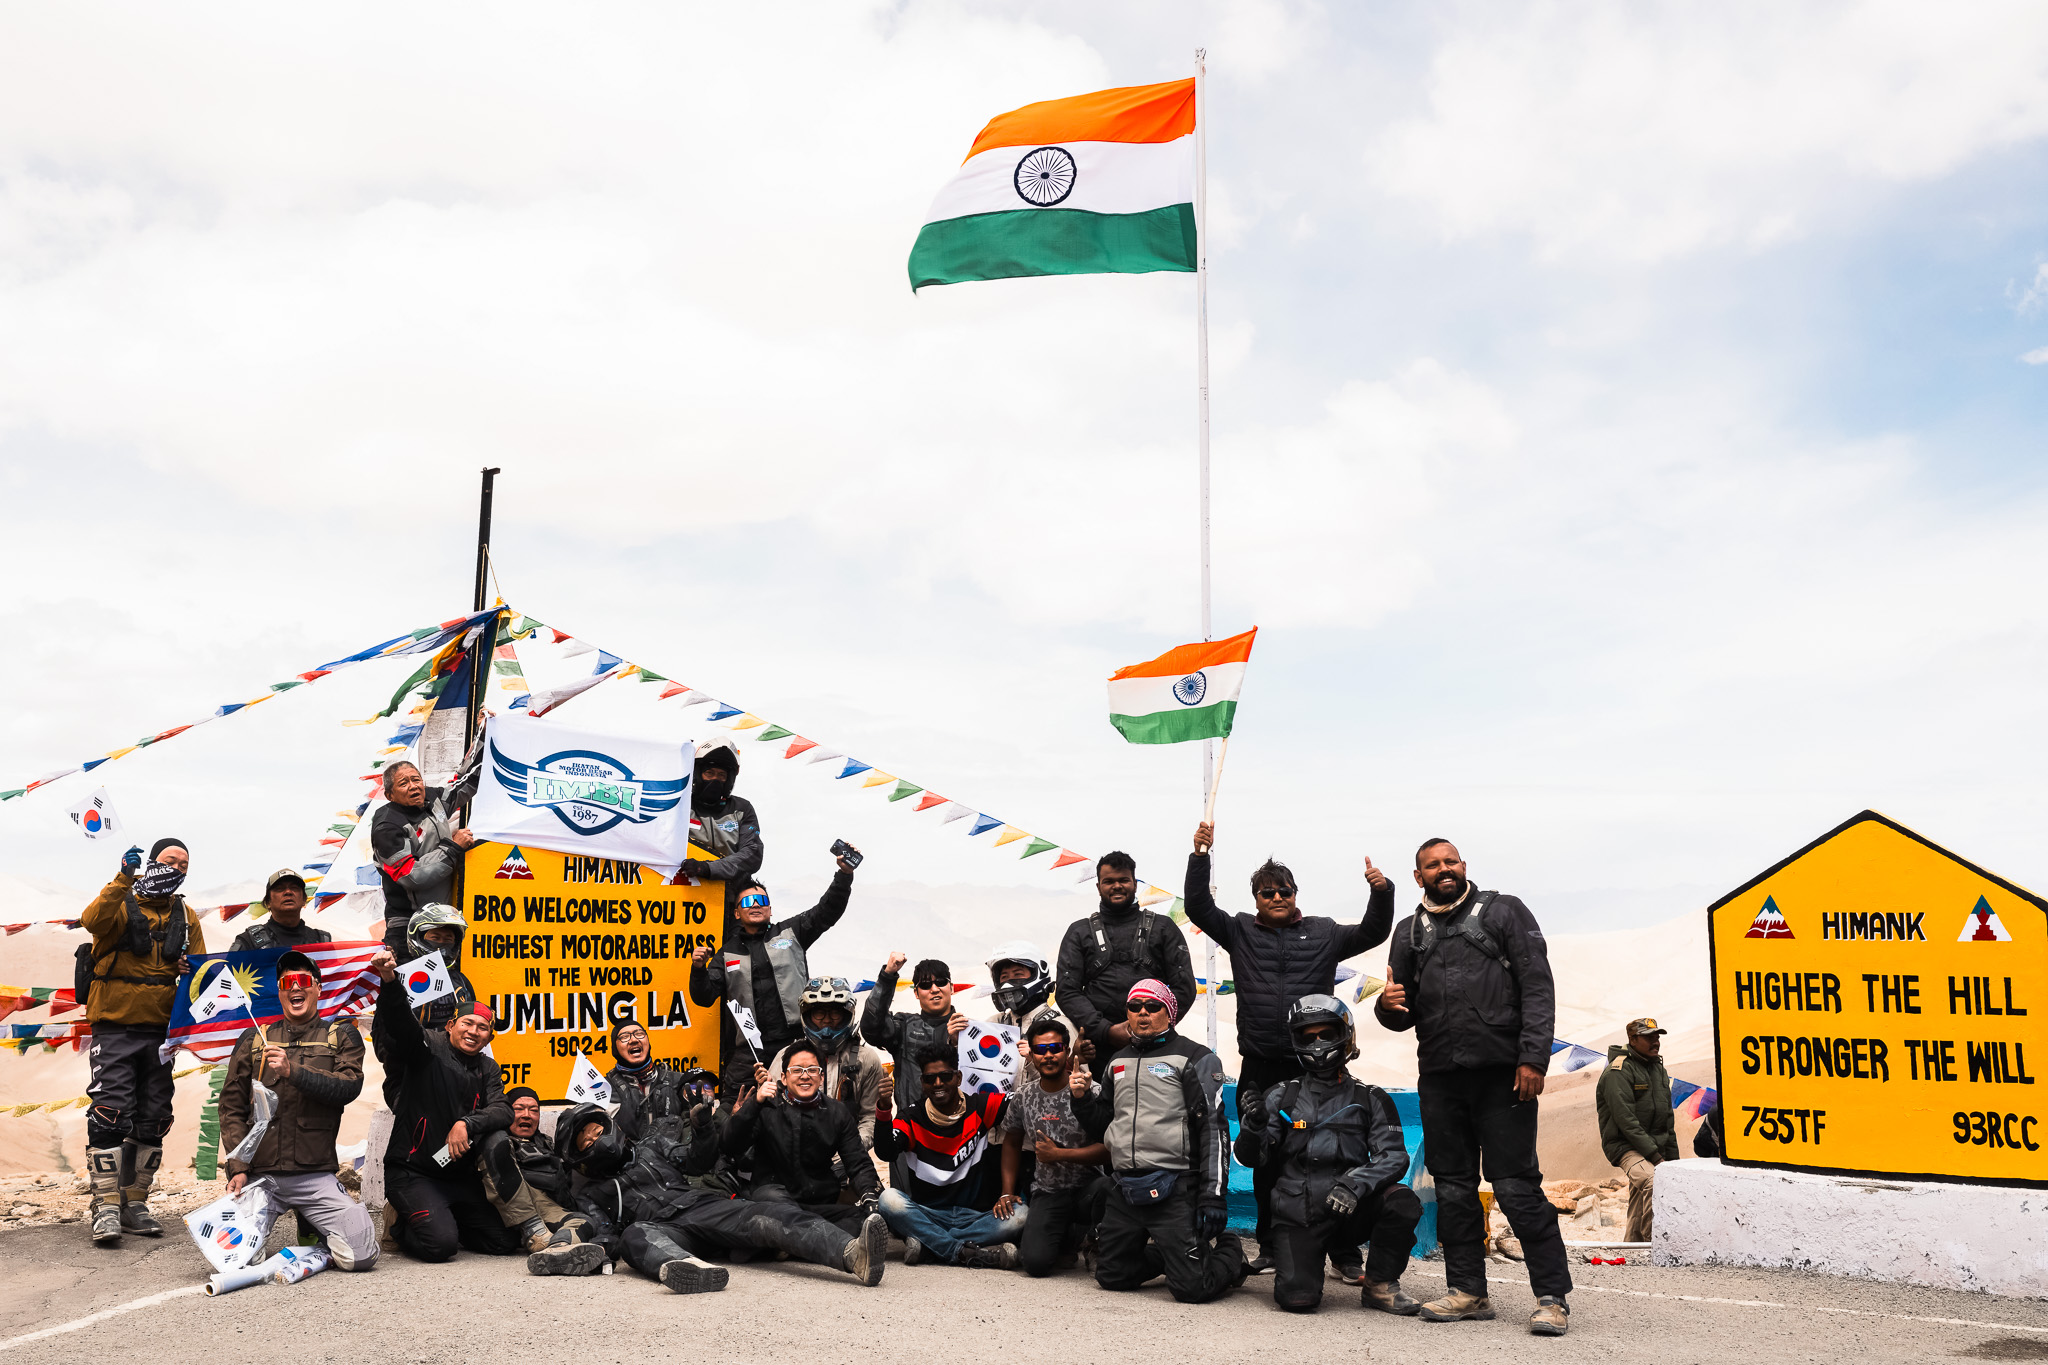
[87,1105,130,1149]
[328,1238,359,1271]
[132,1117,172,1146]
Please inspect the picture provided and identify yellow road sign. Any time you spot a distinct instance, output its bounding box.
[462,840,722,1100]
[1711,811,2047,1186]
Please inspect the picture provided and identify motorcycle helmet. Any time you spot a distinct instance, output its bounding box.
[800,977,857,1052]
[1287,993,1358,1073]
[985,939,1051,1018]
[405,902,467,967]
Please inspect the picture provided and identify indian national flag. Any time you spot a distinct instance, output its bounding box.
[908,78,1196,291]
[1107,627,1256,745]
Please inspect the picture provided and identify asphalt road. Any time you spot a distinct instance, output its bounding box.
[3,1223,2046,1365]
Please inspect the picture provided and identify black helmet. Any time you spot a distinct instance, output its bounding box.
[985,939,1051,1018]
[557,1103,626,1177]
[1287,994,1357,1073]
[692,743,741,811]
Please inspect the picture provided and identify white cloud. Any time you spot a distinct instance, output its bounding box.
[1371,1,2048,260]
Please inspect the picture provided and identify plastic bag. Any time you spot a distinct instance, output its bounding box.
[223,1081,277,1165]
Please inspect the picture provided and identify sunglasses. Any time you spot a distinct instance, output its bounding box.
[738,892,771,910]
[921,1068,960,1084]
[1255,885,1297,899]
[914,979,951,990]
[278,972,318,992]
[1127,999,1169,1015]
[1029,1041,1068,1055]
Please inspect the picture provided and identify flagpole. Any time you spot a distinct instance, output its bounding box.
[1193,47,1218,1056]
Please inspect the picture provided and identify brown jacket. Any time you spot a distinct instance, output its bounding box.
[219,1016,365,1177]
[81,871,207,1028]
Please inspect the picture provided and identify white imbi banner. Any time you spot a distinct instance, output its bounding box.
[470,710,694,877]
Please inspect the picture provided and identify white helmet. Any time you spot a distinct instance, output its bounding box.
[986,939,1050,1017]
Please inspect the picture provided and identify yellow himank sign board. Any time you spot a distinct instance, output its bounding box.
[461,840,723,1100]
[1711,811,2047,1186]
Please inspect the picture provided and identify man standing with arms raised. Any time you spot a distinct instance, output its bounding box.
[1184,819,1394,1275]
[1374,838,1572,1336]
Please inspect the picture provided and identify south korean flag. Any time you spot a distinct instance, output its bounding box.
[191,963,253,1026]
[400,950,456,1008]
[566,1050,613,1105]
[959,1020,1021,1095]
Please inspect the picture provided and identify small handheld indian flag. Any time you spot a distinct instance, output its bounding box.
[909,78,1196,290]
[1107,627,1256,745]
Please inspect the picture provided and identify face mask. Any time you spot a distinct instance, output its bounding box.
[136,861,187,898]
[695,777,733,807]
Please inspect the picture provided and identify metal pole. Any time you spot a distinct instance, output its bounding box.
[472,466,501,614]
[458,467,502,915]
[1194,49,1218,1055]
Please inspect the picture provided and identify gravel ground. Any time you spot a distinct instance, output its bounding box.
[2,1210,2044,1365]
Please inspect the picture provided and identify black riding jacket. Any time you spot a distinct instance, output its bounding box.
[1182,852,1394,1060]
[1235,1071,1408,1227]
[1373,889,1557,1075]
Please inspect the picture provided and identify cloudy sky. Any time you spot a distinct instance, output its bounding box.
[4,1,2048,938]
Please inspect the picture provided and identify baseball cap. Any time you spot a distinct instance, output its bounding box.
[1625,1018,1666,1038]
[265,868,308,893]
[277,950,322,982]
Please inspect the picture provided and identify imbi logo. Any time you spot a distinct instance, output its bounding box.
[489,742,688,836]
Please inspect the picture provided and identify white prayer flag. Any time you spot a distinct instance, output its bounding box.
[471,710,695,877]
[567,1051,613,1105]
[959,1020,1022,1095]
[727,999,765,1052]
[190,964,253,1026]
[66,787,122,841]
[399,949,455,1008]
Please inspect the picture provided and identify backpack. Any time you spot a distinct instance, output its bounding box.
[1405,891,1518,1002]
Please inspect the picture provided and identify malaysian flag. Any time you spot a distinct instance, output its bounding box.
[160,942,384,1063]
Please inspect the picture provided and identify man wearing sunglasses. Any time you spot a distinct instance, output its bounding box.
[874,1045,1024,1268]
[1074,980,1245,1302]
[218,951,379,1271]
[723,1041,879,1233]
[1184,819,1395,1273]
[997,1017,1108,1276]
[689,842,861,1101]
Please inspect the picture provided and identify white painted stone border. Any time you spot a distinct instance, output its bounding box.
[1656,1158,2048,1298]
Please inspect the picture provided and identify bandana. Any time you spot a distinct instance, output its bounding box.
[1126,978,1179,1024]
[135,860,187,900]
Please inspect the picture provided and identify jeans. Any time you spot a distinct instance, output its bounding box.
[1236,1052,1304,1254]
[877,1188,1027,1263]
[1018,1177,1107,1277]
[1419,1066,1572,1301]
